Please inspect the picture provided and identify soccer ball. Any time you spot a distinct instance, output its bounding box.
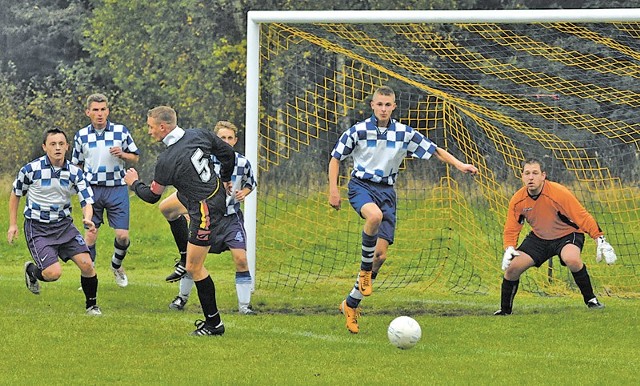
[387,316,421,350]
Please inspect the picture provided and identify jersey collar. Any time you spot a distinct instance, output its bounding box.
[163,126,185,147]
[367,114,396,134]
[90,121,112,133]
[43,155,70,170]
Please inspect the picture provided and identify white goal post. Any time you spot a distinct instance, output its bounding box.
[244,8,640,292]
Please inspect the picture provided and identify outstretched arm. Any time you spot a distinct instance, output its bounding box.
[434,148,478,175]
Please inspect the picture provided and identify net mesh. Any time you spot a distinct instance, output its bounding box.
[254,21,640,297]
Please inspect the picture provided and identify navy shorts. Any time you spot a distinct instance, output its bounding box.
[209,212,247,254]
[347,178,397,245]
[24,217,90,270]
[182,181,227,247]
[91,185,130,230]
[518,231,585,267]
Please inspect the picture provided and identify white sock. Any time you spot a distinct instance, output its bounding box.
[236,281,252,308]
[179,274,195,299]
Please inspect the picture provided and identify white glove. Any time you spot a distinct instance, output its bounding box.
[596,236,617,264]
[502,246,520,271]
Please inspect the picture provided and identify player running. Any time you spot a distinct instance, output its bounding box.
[329,86,478,333]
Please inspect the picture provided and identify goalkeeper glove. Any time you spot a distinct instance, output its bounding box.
[502,246,520,271]
[596,236,617,265]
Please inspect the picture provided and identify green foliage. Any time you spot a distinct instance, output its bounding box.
[0,69,31,174]
[0,0,90,79]
[85,0,247,128]
[0,0,638,180]
[14,61,145,163]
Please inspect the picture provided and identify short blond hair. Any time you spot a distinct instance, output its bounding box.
[214,120,238,135]
[373,86,395,98]
[147,106,177,126]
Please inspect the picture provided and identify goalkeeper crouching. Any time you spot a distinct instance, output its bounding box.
[496,158,617,315]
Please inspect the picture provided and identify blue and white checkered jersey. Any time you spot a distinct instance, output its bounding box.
[12,155,94,223]
[212,152,257,215]
[331,115,438,185]
[71,121,140,186]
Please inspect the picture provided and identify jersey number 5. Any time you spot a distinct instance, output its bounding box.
[191,148,212,183]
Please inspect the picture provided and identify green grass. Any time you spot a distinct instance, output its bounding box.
[1,191,639,384]
[1,262,639,385]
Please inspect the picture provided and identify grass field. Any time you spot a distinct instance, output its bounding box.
[1,191,639,385]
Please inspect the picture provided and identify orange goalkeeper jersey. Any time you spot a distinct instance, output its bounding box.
[503,180,603,249]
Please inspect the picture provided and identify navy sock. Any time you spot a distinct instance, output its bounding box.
[111,239,129,269]
[346,295,361,308]
[360,231,376,271]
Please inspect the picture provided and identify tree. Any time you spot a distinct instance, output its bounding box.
[85,0,246,129]
[0,0,90,80]
[0,67,31,176]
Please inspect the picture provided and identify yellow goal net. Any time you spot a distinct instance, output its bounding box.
[245,10,640,297]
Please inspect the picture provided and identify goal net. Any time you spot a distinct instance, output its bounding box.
[245,10,640,297]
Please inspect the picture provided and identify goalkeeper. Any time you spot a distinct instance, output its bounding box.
[328,85,478,334]
[496,158,617,315]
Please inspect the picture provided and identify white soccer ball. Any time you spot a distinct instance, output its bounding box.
[387,316,421,350]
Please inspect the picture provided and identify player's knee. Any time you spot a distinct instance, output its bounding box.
[369,211,383,225]
[159,199,182,220]
[185,262,202,276]
[114,231,129,244]
[235,259,249,271]
[563,256,583,271]
[78,262,95,276]
[159,205,174,219]
[42,266,62,282]
[504,263,525,280]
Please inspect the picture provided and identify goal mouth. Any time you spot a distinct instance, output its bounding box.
[245,10,640,296]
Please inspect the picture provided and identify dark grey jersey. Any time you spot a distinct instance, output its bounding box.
[154,128,235,201]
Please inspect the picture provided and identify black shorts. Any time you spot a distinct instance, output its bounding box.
[518,231,585,267]
[180,183,227,247]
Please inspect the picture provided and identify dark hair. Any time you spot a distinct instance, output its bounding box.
[42,128,68,145]
[522,157,545,172]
